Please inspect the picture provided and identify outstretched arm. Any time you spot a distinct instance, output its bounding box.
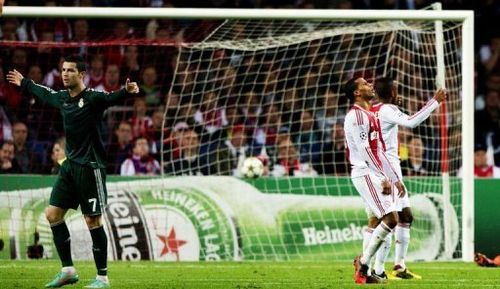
[7,69,61,108]
[383,89,447,128]
[91,78,140,107]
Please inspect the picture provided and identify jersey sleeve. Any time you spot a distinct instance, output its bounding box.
[380,99,439,128]
[88,88,129,109]
[21,78,62,109]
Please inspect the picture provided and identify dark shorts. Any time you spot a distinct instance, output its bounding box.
[50,160,107,216]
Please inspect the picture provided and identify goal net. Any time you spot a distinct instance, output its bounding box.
[0,7,471,262]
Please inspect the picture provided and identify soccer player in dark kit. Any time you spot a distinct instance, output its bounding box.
[7,55,139,288]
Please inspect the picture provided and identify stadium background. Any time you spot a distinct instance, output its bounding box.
[0,0,498,260]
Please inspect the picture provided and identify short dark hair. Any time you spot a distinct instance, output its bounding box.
[344,77,359,103]
[375,76,394,102]
[64,55,86,73]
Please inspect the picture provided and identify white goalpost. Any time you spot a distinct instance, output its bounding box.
[2,5,474,262]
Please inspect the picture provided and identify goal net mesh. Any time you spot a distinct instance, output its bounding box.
[0,15,464,261]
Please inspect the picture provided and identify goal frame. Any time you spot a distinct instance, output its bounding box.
[3,5,475,262]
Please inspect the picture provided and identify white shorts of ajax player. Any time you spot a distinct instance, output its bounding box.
[352,172,398,219]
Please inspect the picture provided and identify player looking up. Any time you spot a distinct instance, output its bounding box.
[343,77,405,284]
[368,77,446,280]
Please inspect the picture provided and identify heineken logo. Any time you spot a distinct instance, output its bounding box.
[150,188,236,261]
[105,190,153,261]
[302,223,365,246]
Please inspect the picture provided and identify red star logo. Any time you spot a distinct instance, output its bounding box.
[157,228,187,261]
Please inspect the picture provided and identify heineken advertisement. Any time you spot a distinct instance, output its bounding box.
[0,177,459,261]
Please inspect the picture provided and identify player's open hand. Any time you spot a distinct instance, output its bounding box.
[395,181,406,198]
[433,88,447,103]
[381,179,391,195]
[6,69,24,86]
[125,78,139,94]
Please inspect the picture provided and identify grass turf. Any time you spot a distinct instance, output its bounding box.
[0,260,499,288]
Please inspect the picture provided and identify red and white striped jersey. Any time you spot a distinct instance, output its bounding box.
[370,99,439,164]
[344,104,399,181]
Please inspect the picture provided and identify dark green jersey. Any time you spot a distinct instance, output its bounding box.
[21,78,129,168]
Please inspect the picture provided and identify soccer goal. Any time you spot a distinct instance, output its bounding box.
[1,5,473,262]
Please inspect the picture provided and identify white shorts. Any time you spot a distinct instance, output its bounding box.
[395,187,411,211]
[365,185,411,217]
[352,173,398,219]
[389,160,411,211]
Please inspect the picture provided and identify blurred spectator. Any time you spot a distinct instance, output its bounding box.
[271,137,317,177]
[194,90,227,136]
[280,88,303,132]
[12,121,32,173]
[0,140,22,174]
[166,127,211,175]
[71,19,90,56]
[107,121,133,174]
[398,126,412,162]
[163,92,180,128]
[294,110,322,165]
[401,136,432,176]
[0,18,27,41]
[473,142,500,178]
[102,20,132,65]
[10,48,29,75]
[120,45,141,83]
[252,103,282,156]
[120,136,160,176]
[27,65,44,84]
[95,63,122,93]
[84,54,105,89]
[43,56,65,90]
[480,36,500,74]
[72,19,89,42]
[0,107,12,142]
[129,97,152,139]
[49,136,66,175]
[320,122,348,175]
[140,66,161,106]
[315,88,345,140]
[29,14,71,42]
[213,124,250,176]
[0,67,22,108]
[475,90,500,148]
[148,107,174,158]
[241,91,262,127]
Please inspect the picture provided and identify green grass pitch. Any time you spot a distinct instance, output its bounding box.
[0,260,499,288]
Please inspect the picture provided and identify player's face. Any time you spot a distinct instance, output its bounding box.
[61,61,84,89]
[391,81,402,105]
[355,78,375,101]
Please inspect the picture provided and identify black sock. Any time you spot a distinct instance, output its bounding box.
[50,221,73,267]
[89,226,108,276]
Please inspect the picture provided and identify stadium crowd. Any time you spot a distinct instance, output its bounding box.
[0,0,499,177]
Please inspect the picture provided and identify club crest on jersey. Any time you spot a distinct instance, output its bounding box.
[78,98,84,108]
[359,132,367,140]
